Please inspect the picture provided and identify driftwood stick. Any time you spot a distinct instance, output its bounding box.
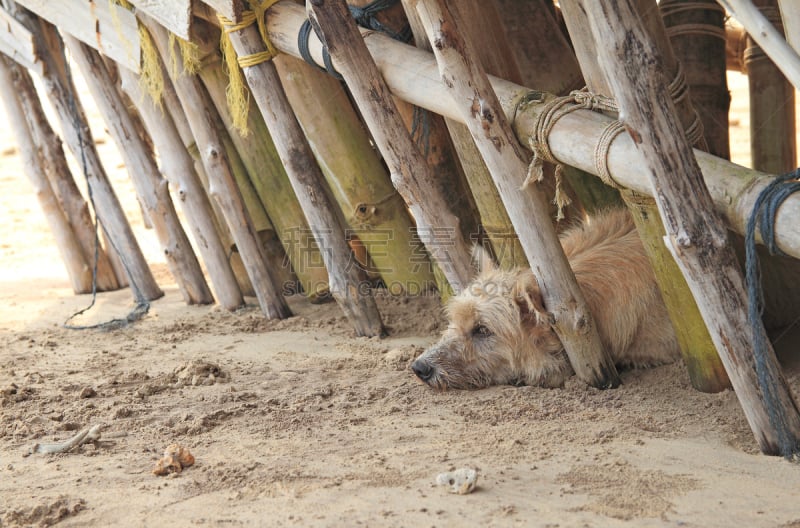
[6,7,163,300]
[117,66,245,310]
[31,424,103,455]
[411,0,619,389]
[65,36,213,305]
[223,17,385,337]
[583,0,800,456]
[0,54,91,293]
[306,0,474,294]
[141,15,289,319]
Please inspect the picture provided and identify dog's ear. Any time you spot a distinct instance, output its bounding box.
[471,244,497,274]
[512,271,550,325]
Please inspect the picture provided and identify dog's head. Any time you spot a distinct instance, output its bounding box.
[411,247,568,390]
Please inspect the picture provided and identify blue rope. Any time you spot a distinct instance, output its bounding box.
[745,169,800,458]
[297,19,343,80]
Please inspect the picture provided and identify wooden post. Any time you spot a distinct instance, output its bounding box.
[306,0,475,294]
[0,54,92,293]
[744,0,796,175]
[221,14,385,337]
[583,0,800,456]
[560,0,731,393]
[117,66,245,310]
[65,36,213,305]
[273,54,437,294]
[141,15,290,319]
[7,6,162,300]
[409,0,620,389]
[0,53,120,292]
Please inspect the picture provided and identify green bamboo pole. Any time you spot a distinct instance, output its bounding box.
[274,54,436,294]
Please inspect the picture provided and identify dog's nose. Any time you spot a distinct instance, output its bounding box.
[411,360,435,382]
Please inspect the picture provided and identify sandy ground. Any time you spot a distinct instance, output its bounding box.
[2,67,800,528]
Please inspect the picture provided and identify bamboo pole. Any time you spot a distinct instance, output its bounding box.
[0,54,91,293]
[65,35,213,305]
[117,66,245,310]
[261,1,800,264]
[190,26,331,301]
[583,0,800,457]
[6,4,162,300]
[559,0,730,393]
[0,52,120,292]
[744,0,796,175]
[719,0,800,90]
[141,15,290,319]
[306,0,474,295]
[410,0,620,389]
[273,54,436,294]
[222,15,385,337]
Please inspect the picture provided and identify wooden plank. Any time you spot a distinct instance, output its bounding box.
[14,0,140,73]
[128,0,191,40]
[199,0,243,22]
[0,7,39,73]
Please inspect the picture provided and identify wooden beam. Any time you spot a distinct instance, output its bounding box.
[199,0,243,22]
[0,7,39,73]
[13,0,140,72]
[128,0,191,40]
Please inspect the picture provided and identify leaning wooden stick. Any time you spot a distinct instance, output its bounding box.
[0,54,92,294]
[221,10,385,337]
[117,66,245,311]
[306,0,475,294]
[583,0,800,456]
[64,36,214,306]
[412,0,620,389]
[31,424,103,455]
[141,15,290,320]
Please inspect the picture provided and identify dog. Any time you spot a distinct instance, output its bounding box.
[411,208,680,390]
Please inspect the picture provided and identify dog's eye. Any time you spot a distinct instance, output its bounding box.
[472,324,492,338]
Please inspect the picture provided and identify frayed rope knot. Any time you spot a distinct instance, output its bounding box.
[745,169,800,459]
[524,89,619,220]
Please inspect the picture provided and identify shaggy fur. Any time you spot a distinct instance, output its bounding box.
[411,208,680,390]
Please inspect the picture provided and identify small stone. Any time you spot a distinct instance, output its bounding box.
[436,467,478,495]
[79,387,97,399]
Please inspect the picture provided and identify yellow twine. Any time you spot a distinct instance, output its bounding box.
[138,24,165,107]
[217,0,282,136]
[169,33,202,78]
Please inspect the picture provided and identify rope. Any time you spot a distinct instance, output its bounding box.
[297,19,344,80]
[348,0,412,42]
[594,121,626,189]
[745,169,800,459]
[659,1,725,17]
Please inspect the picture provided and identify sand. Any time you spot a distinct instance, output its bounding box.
[2,69,800,528]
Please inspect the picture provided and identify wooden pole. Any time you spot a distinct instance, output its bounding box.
[6,5,163,300]
[261,1,800,263]
[141,15,290,319]
[0,54,92,293]
[306,0,475,294]
[583,0,800,456]
[117,66,245,310]
[221,14,385,337]
[65,35,213,305]
[560,0,730,393]
[0,52,120,292]
[408,0,620,388]
[273,54,437,294]
[744,0,796,175]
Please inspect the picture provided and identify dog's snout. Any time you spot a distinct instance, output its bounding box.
[411,359,434,382]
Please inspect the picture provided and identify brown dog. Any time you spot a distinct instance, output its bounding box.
[411,208,680,389]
